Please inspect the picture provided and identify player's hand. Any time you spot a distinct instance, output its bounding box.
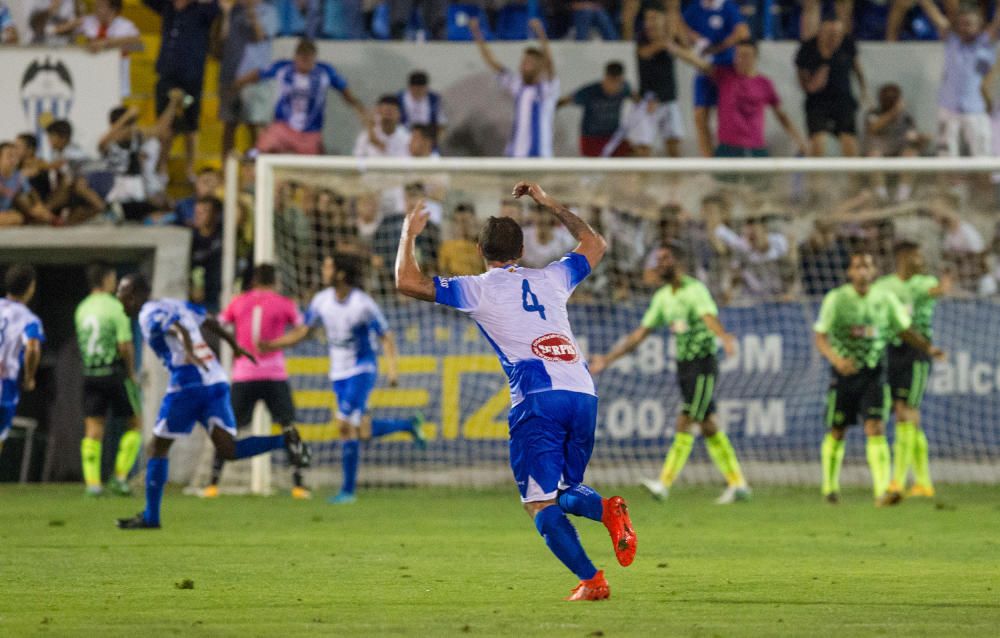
[833,356,857,376]
[22,377,36,392]
[256,340,277,355]
[403,199,431,238]
[512,181,550,207]
[589,355,608,376]
[387,372,399,388]
[929,346,947,361]
[720,333,737,358]
[236,346,258,365]
[528,17,545,38]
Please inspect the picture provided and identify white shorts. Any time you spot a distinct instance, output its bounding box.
[626,100,685,147]
[937,108,992,157]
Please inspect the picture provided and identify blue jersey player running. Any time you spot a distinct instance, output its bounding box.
[395,182,637,602]
[0,265,44,458]
[259,253,425,505]
[115,274,311,529]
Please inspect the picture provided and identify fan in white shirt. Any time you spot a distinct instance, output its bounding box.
[353,95,411,158]
[55,0,143,98]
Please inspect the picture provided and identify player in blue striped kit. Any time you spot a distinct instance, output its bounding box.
[0,265,43,459]
[395,182,637,601]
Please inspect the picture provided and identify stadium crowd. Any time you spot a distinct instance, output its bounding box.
[2,0,1000,308]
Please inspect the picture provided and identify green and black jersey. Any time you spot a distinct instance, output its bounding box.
[872,273,938,343]
[641,276,720,362]
[75,292,132,377]
[813,284,911,370]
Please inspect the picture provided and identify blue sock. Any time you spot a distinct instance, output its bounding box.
[143,457,168,526]
[234,435,286,459]
[558,484,604,522]
[371,418,413,438]
[534,505,598,581]
[341,440,360,494]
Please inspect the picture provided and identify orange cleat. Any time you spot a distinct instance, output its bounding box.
[566,570,610,601]
[199,484,220,499]
[907,485,936,498]
[601,495,637,567]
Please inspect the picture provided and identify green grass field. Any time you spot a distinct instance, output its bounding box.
[1,484,998,637]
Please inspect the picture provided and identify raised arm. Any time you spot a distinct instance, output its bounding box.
[395,200,438,302]
[704,22,751,57]
[918,0,950,36]
[664,40,714,75]
[589,326,653,375]
[469,17,504,73]
[98,106,139,153]
[512,182,607,269]
[528,18,555,77]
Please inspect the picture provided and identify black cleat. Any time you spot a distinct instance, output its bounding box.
[825,492,840,505]
[117,513,160,530]
[284,426,312,468]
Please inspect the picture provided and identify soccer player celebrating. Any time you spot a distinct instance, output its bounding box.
[0,265,43,458]
[873,242,950,499]
[75,262,142,496]
[258,254,425,505]
[206,264,310,500]
[813,252,944,506]
[395,183,636,602]
[115,274,311,529]
[590,244,750,504]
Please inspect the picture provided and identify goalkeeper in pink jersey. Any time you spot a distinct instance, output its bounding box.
[208,264,311,499]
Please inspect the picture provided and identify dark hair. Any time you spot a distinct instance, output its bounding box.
[524,47,544,59]
[663,240,687,262]
[46,119,73,139]
[86,261,114,289]
[408,70,429,86]
[4,264,37,297]
[197,196,223,217]
[252,263,277,287]
[198,166,220,176]
[605,61,625,77]
[455,202,475,215]
[410,123,435,141]
[478,217,523,263]
[106,0,124,11]
[295,39,317,56]
[378,94,401,108]
[332,252,365,289]
[17,133,38,152]
[848,250,873,265]
[893,240,920,256]
[123,273,151,297]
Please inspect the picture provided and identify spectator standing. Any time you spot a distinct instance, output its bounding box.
[407,124,440,158]
[669,39,807,156]
[471,17,559,158]
[795,14,866,157]
[559,61,633,157]
[388,0,446,40]
[628,1,683,157]
[190,196,224,312]
[234,39,365,155]
[353,95,411,158]
[218,0,278,157]
[520,205,578,268]
[864,83,925,202]
[54,0,142,99]
[28,0,79,44]
[398,71,447,137]
[572,1,619,40]
[144,0,220,184]
[0,2,19,44]
[437,204,484,276]
[920,0,1000,157]
[682,0,750,158]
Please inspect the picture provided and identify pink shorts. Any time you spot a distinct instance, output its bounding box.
[256,122,323,155]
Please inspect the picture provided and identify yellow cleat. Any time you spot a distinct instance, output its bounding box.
[907,485,936,498]
[887,480,903,494]
[199,485,220,499]
[876,491,903,507]
[291,486,313,500]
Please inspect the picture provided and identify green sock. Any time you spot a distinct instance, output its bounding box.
[865,435,891,497]
[659,432,695,486]
[115,430,142,481]
[912,428,933,489]
[821,433,845,495]
[705,431,745,486]
[892,422,915,488]
[81,438,102,488]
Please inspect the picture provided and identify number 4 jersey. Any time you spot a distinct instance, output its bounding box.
[434,253,596,406]
[139,299,227,392]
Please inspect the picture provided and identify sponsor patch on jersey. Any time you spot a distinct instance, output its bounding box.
[850,325,878,339]
[531,333,580,363]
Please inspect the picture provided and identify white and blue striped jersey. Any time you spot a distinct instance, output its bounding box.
[305,288,389,381]
[139,299,227,393]
[498,71,559,158]
[434,252,595,406]
[0,298,44,404]
[260,60,348,133]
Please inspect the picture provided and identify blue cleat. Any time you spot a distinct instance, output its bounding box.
[329,492,357,505]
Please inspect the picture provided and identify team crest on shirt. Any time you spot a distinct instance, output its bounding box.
[850,325,878,338]
[531,333,579,363]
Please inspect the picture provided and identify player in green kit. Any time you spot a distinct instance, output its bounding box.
[873,241,950,499]
[75,263,142,496]
[591,243,750,504]
[814,252,945,506]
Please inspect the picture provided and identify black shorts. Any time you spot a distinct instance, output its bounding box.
[887,344,932,409]
[156,75,203,134]
[825,364,889,429]
[231,380,296,429]
[677,356,719,421]
[83,374,136,419]
[805,96,857,136]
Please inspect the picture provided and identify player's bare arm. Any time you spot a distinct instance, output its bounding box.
[703,314,736,357]
[814,331,857,376]
[899,328,947,361]
[512,182,607,269]
[22,338,41,392]
[590,326,654,375]
[118,339,138,384]
[529,18,555,77]
[469,18,504,74]
[171,323,209,371]
[258,324,311,354]
[381,333,400,387]
[664,40,714,75]
[202,317,257,364]
[930,271,953,298]
[395,199,437,302]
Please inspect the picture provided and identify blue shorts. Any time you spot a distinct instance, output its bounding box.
[693,73,718,108]
[508,391,599,503]
[0,379,20,442]
[154,383,237,439]
[333,372,377,426]
[0,403,15,443]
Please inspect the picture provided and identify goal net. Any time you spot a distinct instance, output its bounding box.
[218,157,1000,493]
